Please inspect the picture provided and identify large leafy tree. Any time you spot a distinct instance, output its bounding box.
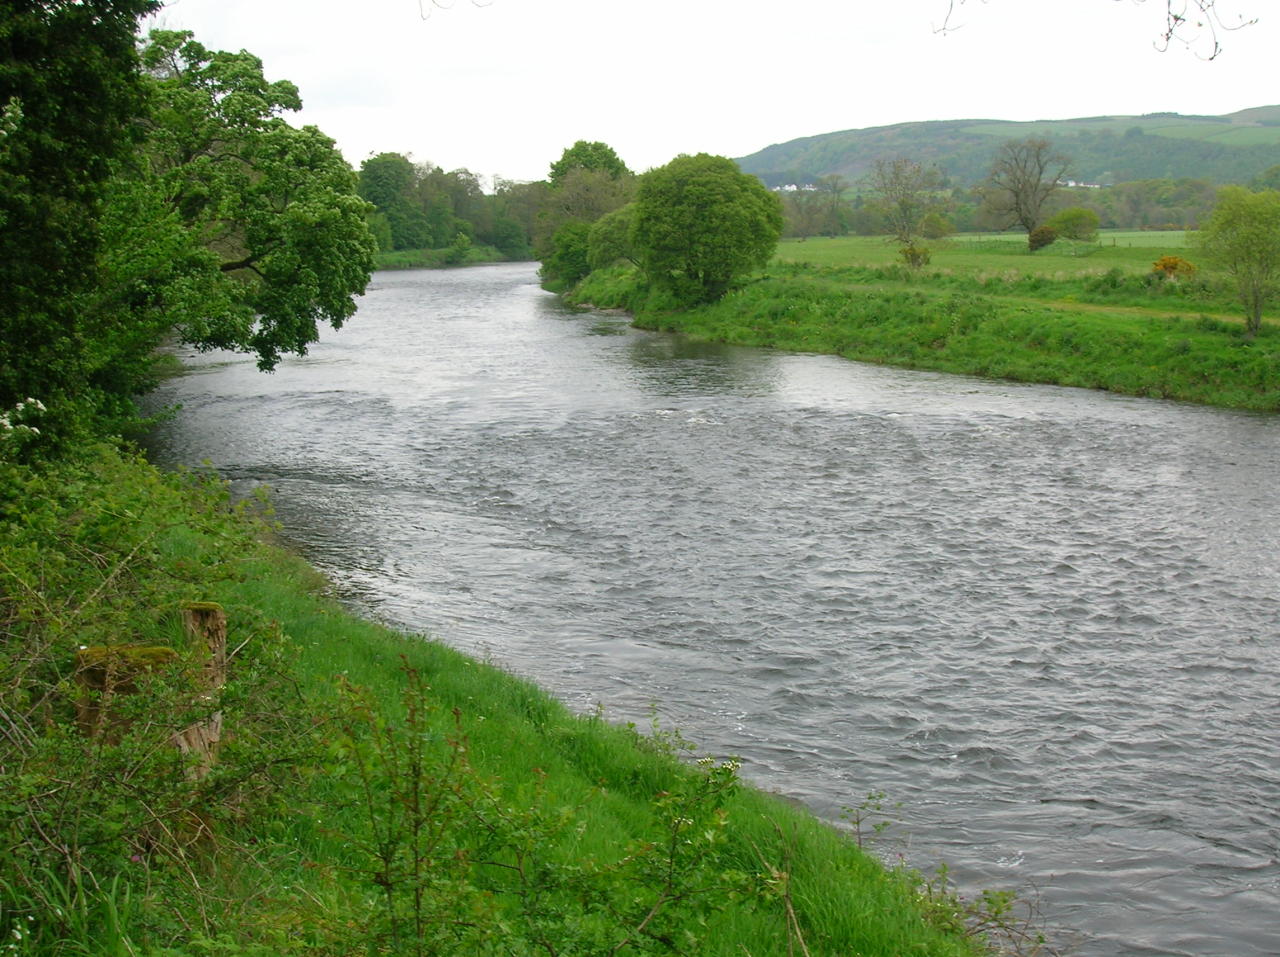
[632,153,783,306]
[548,140,630,186]
[0,0,160,425]
[1197,186,1280,337]
[110,30,378,372]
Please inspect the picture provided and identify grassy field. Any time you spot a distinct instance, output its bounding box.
[777,230,1192,272]
[1,444,1003,956]
[572,231,1280,411]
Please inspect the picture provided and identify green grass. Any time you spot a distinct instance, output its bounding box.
[572,233,1280,412]
[0,444,993,956]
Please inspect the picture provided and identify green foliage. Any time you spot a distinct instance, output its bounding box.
[540,221,593,289]
[0,445,314,952]
[1028,225,1058,252]
[588,203,638,270]
[899,245,931,268]
[919,211,955,240]
[1196,186,1280,336]
[633,154,783,306]
[116,31,378,372]
[1047,206,1100,241]
[333,665,748,955]
[548,139,630,185]
[0,0,160,428]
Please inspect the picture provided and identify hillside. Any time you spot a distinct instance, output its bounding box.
[737,106,1280,187]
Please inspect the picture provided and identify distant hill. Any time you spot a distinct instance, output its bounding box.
[736,107,1280,188]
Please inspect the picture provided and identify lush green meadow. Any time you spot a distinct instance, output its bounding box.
[1,444,1006,956]
[572,231,1280,411]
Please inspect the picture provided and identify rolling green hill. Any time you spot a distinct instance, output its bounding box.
[737,106,1280,188]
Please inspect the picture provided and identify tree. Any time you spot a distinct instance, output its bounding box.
[983,138,1070,250]
[1047,206,1100,242]
[1196,186,1280,337]
[114,30,377,371]
[587,204,638,271]
[0,0,160,427]
[632,154,783,306]
[548,140,630,186]
[866,158,943,247]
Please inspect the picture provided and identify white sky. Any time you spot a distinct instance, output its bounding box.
[146,0,1275,186]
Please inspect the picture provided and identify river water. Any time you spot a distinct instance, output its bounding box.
[145,263,1280,957]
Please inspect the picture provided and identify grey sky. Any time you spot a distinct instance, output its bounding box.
[148,0,1274,185]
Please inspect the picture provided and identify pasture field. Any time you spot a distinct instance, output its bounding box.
[776,231,1192,275]
[574,229,1280,411]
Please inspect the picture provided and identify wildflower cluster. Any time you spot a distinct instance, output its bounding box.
[0,397,46,459]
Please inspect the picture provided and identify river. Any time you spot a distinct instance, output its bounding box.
[144,262,1280,957]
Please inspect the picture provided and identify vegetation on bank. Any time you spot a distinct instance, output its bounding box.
[567,233,1280,411]
[374,241,513,271]
[1,440,1028,956]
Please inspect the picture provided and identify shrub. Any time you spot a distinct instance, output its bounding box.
[1152,255,1197,281]
[1028,226,1058,252]
[899,245,931,268]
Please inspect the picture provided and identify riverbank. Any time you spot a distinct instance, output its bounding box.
[0,443,1002,956]
[569,235,1280,411]
[374,243,513,270]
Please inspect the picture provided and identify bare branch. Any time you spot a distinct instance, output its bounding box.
[936,1,1257,59]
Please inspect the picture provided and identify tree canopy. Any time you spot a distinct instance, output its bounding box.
[0,0,160,427]
[548,140,630,186]
[0,9,377,441]
[1197,186,1280,337]
[632,153,783,306]
[121,30,378,371]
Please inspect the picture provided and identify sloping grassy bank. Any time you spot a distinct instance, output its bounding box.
[0,444,993,956]
[571,257,1280,411]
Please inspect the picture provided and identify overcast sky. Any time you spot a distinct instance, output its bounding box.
[147,0,1274,186]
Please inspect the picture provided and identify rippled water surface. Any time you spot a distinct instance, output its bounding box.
[147,263,1280,957]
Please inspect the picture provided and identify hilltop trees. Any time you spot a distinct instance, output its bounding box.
[632,153,783,306]
[984,138,1070,250]
[1197,186,1280,337]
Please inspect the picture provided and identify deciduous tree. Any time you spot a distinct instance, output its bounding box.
[632,153,783,306]
[1196,186,1280,337]
[0,0,159,425]
[1047,206,1101,242]
[867,158,944,247]
[548,140,630,186]
[983,138,1070,250]
[114,30,378,371]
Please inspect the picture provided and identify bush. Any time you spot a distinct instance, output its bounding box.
[899,245,931,268]
[540,221,593,289]
[1028,226,1058,252]
[1152,255,1197,280]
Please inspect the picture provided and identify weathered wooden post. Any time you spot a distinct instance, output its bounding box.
[172,601,228,780]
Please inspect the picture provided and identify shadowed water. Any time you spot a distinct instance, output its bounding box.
[145,263,1280,957]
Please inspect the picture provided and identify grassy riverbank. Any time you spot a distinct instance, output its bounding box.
[571,233,1280,411]
[374,243,511,270]
[0,443,1004,956]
